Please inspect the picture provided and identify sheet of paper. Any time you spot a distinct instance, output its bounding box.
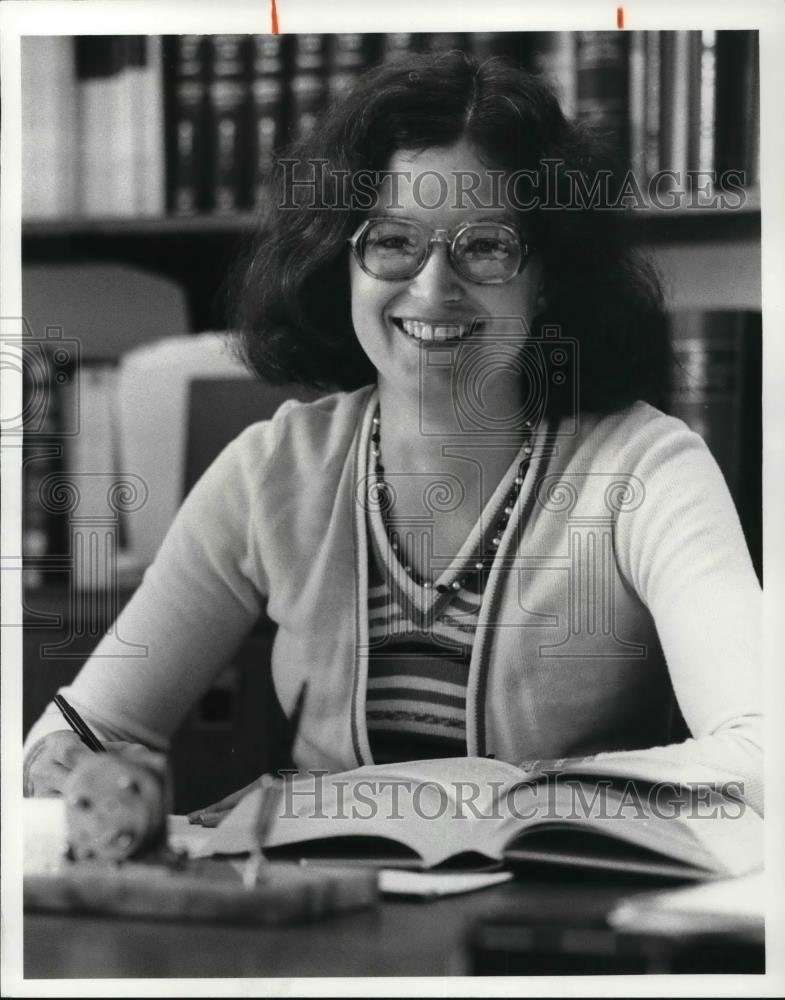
[378,869,512,898]
[167,814,215,857]
[608,869,765,936]
[24,797,67,874]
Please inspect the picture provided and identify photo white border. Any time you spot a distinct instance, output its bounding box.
[2,0,784,996]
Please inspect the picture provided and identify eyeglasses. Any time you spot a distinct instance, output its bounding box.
[348,217,534,285]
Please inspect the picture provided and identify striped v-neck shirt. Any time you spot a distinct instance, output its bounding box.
[364,435,531,765]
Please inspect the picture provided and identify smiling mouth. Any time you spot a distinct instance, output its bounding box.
[391,317,480,342]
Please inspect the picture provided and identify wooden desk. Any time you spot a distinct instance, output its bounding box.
[25,882,509,978]
[26,874,758,979]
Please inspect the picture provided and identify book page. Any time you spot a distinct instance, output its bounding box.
[197,758,525,867]
[378,869,512,898]
[498,778,764,877]
[608,870,765,937]
[196,760,763,874]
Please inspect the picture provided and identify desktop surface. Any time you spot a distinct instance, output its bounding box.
[24,870,763,979]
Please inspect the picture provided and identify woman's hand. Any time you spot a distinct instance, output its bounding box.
[23,731,154,798]
[187,779,262,827]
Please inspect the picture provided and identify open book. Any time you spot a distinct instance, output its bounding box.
[193,757,763,881]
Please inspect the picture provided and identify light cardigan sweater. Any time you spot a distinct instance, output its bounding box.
[25,386,764,812]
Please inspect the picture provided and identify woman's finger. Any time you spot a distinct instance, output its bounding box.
[54,740,93,769]
[187,800,235,823]
[187,809,228,827]
[187,780,260,823]
[200,811,227,827]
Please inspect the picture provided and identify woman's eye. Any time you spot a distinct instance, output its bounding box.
[463,238,510,259]
[367,234,418,254]
[378,236,410,249]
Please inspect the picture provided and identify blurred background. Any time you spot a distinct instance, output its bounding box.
[19,31,762,810]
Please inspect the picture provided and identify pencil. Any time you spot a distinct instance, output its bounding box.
[54,694,107,753]
[242,681,308,889]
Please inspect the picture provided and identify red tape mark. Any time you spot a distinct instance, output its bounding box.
[271,0,279,34]
[617,6,624,29]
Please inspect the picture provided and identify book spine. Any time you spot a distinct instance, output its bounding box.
[249,35,286,209]
[714,31,750,184]
[21,37,79,220]
[628,32,646,180]
[381,33,419,63]
[643,32,661,182]
[427,33,467,53]
[693,30,717,177]
[529,33,576,121]
[166,35,209,216]
[289,35,328,143]
[469,32,509,61]
[76,36,127,218]
[112,38,139,218]
[135,36,166,217]
[327,33,372,103]
[736,313,762,580]
[742,32,760,192]
[22,352,57,589]
[670,312,746,497]
[127,37,147,217]
[575,32,630,165]
[670,309,761,579]
[23,345,77,586]
[207,35,248,214]
[667,32,691,183]
[658,33,674,183]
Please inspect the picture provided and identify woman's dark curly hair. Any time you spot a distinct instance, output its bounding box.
[233,50,673,415]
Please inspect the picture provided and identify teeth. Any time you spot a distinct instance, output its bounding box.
[399,319,471,341]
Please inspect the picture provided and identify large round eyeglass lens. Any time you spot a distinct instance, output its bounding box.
[361,220,426,280]
[453,225,521,283]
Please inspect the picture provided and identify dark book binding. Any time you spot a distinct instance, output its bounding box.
[327,33,373,103]
[206,35,249,214]
[669,311,761,578]
[288,35,328,144]
[165,35,209,215]
[575,31,630,167]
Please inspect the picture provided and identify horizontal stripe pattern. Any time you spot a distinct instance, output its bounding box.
[365,464,487,764]
[369,729,466,764]
[362,408,534,765]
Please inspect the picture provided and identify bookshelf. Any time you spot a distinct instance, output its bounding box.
[21,201,762,331]
[21,30,762,326]
[20,196,763,239]
[20,30,763,806]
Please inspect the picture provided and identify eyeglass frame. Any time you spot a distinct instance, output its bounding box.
[348,216,535,286]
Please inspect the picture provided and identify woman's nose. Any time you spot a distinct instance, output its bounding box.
[407,242,463,304]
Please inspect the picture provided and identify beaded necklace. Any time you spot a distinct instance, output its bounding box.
[370,410,534,594]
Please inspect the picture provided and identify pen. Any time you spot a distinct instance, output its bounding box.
[54,694,106,753]
[242,681,308,890]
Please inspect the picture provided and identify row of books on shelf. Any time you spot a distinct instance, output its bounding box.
[22,30,760,222]
[22,313,762,591]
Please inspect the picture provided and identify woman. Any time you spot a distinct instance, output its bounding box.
[24,52,762,820]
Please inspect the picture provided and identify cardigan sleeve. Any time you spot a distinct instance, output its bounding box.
[583,413,764,813]
[23,408,293,760]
